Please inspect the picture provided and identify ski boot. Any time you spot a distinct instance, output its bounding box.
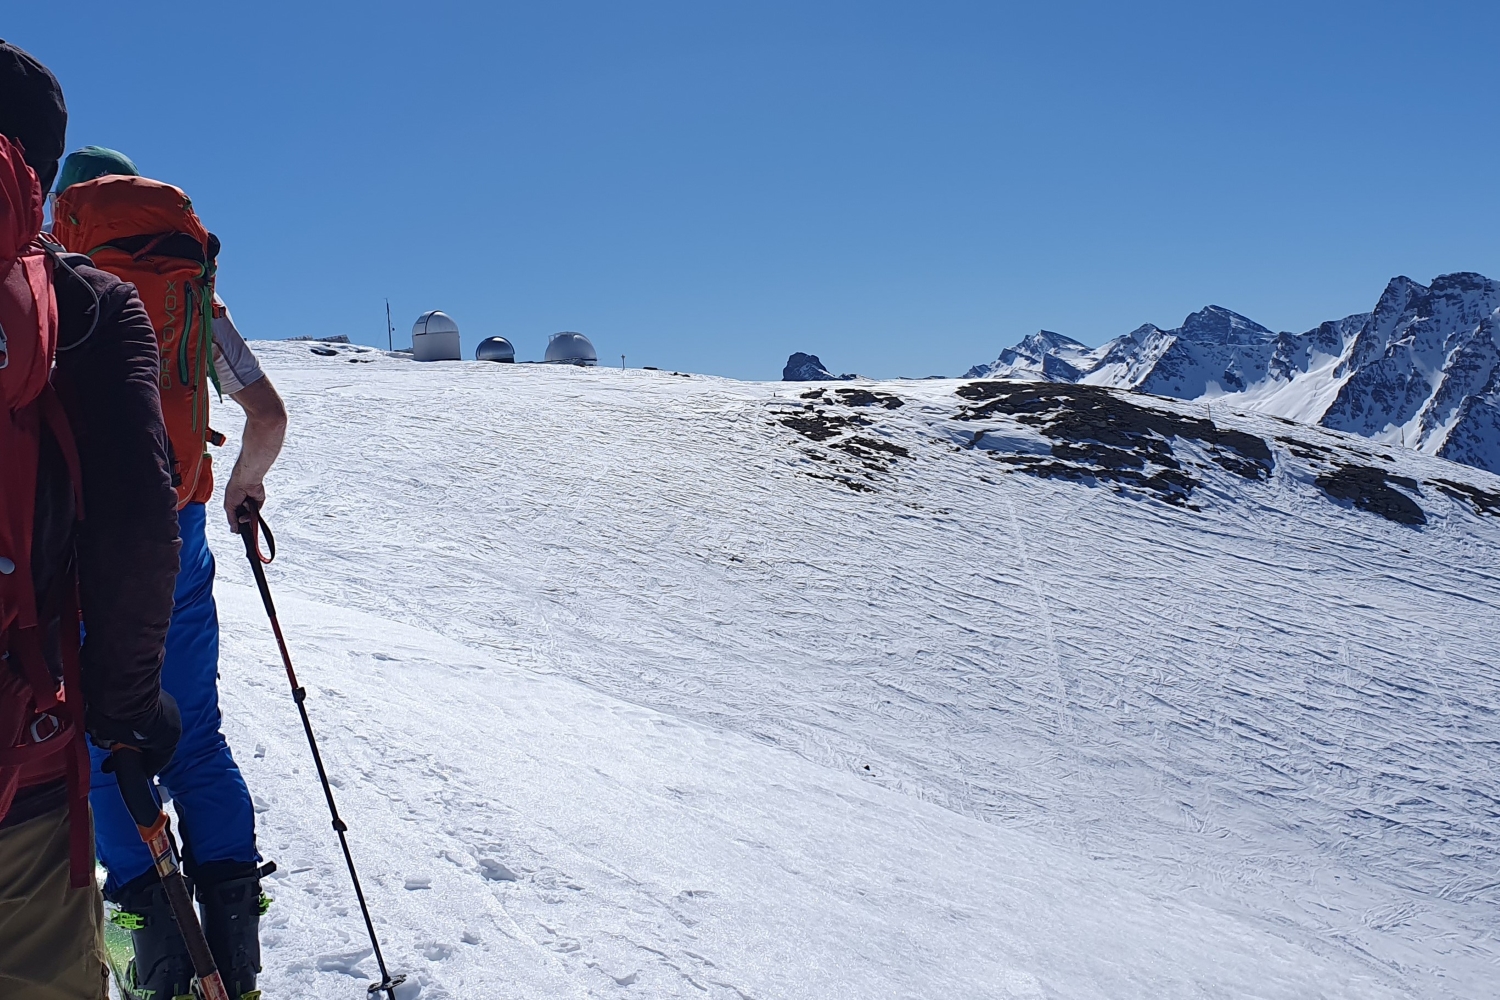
[109,871,196,1000]
[195,860,275,1000]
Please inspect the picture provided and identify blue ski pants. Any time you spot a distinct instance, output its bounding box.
[90,502,259,895]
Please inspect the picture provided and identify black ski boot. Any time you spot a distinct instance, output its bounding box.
[194,860,274,1000]
[110,871,196,1000]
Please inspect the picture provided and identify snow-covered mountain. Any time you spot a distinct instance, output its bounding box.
[962,329,1105,381]
[206,341,1500,999]
[967,272,1500,474]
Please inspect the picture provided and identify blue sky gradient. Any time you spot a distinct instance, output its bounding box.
[11,2,1500,378]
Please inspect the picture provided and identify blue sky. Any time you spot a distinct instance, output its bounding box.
[12,2,1500,378]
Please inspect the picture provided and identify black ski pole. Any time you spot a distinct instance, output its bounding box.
[235,500,405,999]
[113,751,234,1000]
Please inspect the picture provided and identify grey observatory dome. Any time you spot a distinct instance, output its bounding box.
[411,310,461,361]
[544,331,597,366]
[475,337,516,362]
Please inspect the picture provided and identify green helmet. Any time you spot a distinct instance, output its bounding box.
[54,145,139,194]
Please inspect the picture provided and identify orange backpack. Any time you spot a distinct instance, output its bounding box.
[53,176,219,508]
[0,135,90,886]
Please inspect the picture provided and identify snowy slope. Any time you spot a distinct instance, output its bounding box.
[966,273,1500,474]
[199,343,1500,999]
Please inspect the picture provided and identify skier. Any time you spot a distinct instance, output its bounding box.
[53,151,289,999]
[0,42,183,998]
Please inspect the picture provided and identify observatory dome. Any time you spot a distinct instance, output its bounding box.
[412,310,461,361]
[475,336,515,362]
[544,331,597,366]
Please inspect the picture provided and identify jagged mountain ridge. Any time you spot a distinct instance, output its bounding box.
[967,272,1500,474]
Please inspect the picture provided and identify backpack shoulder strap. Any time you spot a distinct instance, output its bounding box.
[0,139,89,882]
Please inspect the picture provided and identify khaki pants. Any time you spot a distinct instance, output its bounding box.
[0,803,108,1000]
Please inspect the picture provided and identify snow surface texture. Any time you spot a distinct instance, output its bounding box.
[191,342,1500,999]
[965,272,1500,476]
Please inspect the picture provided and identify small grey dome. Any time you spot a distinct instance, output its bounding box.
[413,310,459,337]
[476,337,516,362]
[544,331,597,366]
[411,310,461,361]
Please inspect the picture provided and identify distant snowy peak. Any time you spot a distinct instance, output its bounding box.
[1174,305,1275,346]
[964,330,1103,381]
[965,272,1500,475]
[1081,306,1286,399]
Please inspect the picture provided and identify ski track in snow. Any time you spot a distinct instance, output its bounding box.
[196,345,1500,999]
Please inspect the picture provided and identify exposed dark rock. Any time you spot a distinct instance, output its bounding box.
[807,473,875,492]
[989,453,1202,506]
[777,386,909,491]
[1430,478,1500,517]
[833,387,904,409]
[1314,466,1426,526]
[834,436,911,464]
[778,409,870,442]
[954,382,1273,506]
[800,386,904,409]
[1276,437,1336,461]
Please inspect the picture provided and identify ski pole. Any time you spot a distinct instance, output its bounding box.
[235,500,405,1000]
[112,750,233,1000]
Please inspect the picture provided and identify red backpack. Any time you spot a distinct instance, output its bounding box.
[0,135,90,887]
[53,176,219,509]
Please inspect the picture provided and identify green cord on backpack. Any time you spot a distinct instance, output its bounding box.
[54,175,223,509]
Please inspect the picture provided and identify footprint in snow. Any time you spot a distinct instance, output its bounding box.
[477,858,519,881]
[311,946,372,977]
[392,974,430,999]
[404,876,432,890]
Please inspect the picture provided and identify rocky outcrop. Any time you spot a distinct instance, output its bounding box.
[784,353,856,381]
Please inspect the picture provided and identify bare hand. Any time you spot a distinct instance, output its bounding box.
[225,477,266,534]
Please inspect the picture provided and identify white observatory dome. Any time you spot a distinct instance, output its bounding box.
[543,331,597,366]
[412,310,461,361]
[475,336,515,362]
